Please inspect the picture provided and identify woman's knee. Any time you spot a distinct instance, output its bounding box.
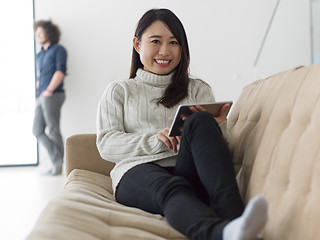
[183,111,220,134]
[187,111,216,125]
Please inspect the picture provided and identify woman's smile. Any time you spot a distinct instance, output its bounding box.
[133,20,181,75]
[154,59,171,66]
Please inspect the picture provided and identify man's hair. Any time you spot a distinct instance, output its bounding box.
[34,20,61,44]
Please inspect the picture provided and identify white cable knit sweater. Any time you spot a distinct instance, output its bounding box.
[96,69,226,193]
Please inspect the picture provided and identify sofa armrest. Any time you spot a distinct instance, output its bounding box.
[65,134,115,177]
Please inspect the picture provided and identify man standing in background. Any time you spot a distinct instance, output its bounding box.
[32,20,67,175]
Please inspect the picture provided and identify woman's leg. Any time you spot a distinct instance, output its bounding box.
[173,111,268,240]
[223,195,268,240]
[175,111,244,220]
[116,163,228,240]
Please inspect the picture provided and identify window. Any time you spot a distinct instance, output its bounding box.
[0,1,38,166]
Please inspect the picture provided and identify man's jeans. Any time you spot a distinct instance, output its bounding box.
[33,92,65,171]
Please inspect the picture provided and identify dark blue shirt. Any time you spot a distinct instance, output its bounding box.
[36,43,67,97]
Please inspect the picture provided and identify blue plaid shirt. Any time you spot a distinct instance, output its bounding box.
[35,43,67,97]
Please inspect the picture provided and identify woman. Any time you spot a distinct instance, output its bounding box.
[97,8,267,240]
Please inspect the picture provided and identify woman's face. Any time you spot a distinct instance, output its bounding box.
[133,20,181,75]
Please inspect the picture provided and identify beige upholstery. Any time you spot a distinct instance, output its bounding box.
[228,64,320,240]
[27,64,320,240]
[28,137,186,239]
[65,134,114,176]
[27,169,185,240]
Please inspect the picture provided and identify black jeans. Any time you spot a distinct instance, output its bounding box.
[116,111,244,240]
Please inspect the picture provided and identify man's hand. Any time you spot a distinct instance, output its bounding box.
[41,70,64,97]
[40,90,53,97]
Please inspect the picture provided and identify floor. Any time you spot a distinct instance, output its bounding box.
[0,163,66,240]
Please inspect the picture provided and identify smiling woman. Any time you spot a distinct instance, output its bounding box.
[133,20,182,75]
[0,1,38,166]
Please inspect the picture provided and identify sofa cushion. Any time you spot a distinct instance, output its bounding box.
[26,169,186,240]
[227,65,320,240]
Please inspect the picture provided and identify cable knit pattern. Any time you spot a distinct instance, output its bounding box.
[96,68,223,192]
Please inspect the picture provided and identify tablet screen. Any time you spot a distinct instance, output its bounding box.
[168,101,232,136]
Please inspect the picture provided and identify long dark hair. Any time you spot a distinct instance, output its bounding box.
[130,9,190,108]
[34,20,61,44]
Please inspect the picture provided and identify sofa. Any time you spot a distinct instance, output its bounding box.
[26,64,320,240]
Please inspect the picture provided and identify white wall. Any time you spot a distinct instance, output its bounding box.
[311,0,320,63]
[34,0,312,142]
[254,0,312,79]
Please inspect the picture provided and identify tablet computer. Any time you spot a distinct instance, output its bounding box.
[168,101,233,136]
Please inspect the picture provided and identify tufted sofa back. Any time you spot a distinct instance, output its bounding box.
[227,64,320,240]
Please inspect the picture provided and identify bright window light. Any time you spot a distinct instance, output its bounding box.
[0,1,38,166]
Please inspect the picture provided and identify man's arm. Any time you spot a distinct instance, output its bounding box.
[41,70,65,97]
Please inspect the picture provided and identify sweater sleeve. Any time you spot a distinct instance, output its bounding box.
[96,82,167,163]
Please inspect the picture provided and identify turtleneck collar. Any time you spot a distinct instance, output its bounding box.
[134,68,174,87]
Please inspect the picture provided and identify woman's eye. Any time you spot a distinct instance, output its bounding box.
[151,40,160,44]
[170,41,179,45]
